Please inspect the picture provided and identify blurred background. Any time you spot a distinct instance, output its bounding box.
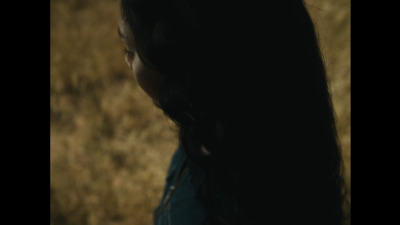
[50,0,350,225]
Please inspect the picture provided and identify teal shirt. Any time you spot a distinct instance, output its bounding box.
[153,146,233,225]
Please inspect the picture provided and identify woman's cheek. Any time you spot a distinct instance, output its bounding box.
[131,57,162,102]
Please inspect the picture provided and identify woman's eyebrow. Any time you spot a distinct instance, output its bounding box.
[117,26,127,41]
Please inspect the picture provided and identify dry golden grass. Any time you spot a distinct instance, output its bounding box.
[50,0,350,224]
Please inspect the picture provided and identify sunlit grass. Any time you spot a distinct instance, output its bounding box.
[50,0,350,224]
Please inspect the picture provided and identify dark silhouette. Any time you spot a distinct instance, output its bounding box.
[119,0,348,224]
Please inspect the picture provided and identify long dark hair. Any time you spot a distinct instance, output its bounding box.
[120,0,348,224]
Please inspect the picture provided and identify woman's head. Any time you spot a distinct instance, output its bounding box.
[118,0,347,224]
[118,0,334,155]
[118,16,163,106]
[117,0,245,108]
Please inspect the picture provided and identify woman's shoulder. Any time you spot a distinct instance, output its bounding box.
[165,145,186,179]
[158,145,235,225]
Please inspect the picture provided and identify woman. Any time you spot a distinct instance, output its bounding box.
[117,0,347,224]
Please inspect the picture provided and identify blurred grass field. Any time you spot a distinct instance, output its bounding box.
[50,0,350,225]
